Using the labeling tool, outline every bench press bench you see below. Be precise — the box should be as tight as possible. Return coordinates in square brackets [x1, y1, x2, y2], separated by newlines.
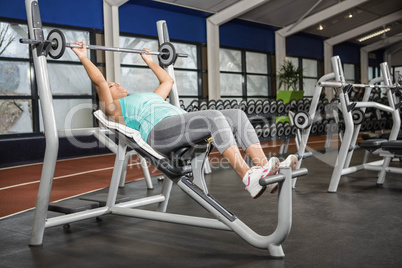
[92, 110, 308, 258]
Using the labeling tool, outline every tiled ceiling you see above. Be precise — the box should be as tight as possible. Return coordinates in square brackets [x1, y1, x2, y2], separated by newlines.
[153, 0, 402, 48]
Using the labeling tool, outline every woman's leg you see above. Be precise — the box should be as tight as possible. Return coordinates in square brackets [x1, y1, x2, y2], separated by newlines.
[148, 110, 251, 177]
[147, 109, 279, 198]
[219, 110, 270, 167]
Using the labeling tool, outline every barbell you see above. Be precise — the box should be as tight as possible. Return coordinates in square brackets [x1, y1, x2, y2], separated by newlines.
[20, 29, 188, 67]
[318, 81, 400, 89]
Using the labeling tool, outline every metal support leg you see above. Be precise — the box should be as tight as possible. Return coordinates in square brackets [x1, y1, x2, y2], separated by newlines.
[106, 140, 127, 207]
[27, 0, 59, 246]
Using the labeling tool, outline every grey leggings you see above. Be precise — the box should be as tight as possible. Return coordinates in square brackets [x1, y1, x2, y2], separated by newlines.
[147, 109, 259, 156]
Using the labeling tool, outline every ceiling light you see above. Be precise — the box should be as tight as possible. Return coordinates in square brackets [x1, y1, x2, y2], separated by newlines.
[358, 27, 391, 42]
[348, 13, 353, 19]
[318, 24, 323, 31]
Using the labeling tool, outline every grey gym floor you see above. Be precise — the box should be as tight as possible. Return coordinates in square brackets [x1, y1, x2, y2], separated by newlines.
[1, 148, 401, 268]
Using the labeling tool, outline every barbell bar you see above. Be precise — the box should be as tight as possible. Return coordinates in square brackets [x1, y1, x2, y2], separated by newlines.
[20, 29, 187, 67]
[318, 81, 400, 89]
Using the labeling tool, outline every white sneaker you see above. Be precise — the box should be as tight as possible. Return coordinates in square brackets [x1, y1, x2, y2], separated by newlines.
[261, 157, 280, 193]
[261, 157, 280, 178]
[242, 166, 265, 199]
[279, 155, 298, 170]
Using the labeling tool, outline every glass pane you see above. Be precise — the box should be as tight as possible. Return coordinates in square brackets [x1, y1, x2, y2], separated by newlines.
[394, 67, 402, 84]
[0, 61, 31, 96]
[303, 78, 317, 96]
[43, 27, 90, 61]
[120, 67, 159, 94]
[39, 99, 93, 131]
[0, 99, 33, 134]
[175, 70, 198, 96]
[48, 64, 92, 95]
[302, 59, 317, 77]
[220, 73, 242, 96]
[119, 37, 159, 66]
[246, 52, 267, 74]
[220, 49, 241, 72]
[368, 66, 374, 81]
[0, 22, 29, 58]
[171, 42, 197, 69]
[286, 57, 299, 68]
[247, 75, 268, 96]
[343, 64, 355, 81]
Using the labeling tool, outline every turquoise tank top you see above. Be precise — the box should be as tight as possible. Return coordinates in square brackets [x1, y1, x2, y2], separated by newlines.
[119, 93, 186, 142]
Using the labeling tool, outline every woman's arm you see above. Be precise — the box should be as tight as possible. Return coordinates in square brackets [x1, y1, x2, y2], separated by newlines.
[141, 49, 174, 100]
[71, 41, 121, 118]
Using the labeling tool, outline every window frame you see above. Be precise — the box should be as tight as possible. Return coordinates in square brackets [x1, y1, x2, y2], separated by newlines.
[118, 32, 203, 107]
[219, 46, 274, 101]
[0, 19, 98, 139]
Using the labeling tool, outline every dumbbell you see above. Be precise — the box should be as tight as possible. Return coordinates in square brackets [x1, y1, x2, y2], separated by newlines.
[276, 100, 285, 114]
[303, 99, 311, 112]
[310, 122, 318, 134]
[291, 125, 298, 136]
[239, 100, 247, 112]
[316, 100, 325, 112]
[186, 100, 198, 112]
[199, 101, 208, 110]
[247, 100, 256, 115]
[296, 99, 305, 112]
[216, 99, 224, 110]
[317, 121, 325, 133]
[284, 103, 291, 113]
[262, 124, 270, 138]
[262, 100, 270, 114]
[289, 99, 297, 110]
[223, 100, 231, 110]
[379, 118, 387, 130]
[269, 123, 277, 138]
[269, 100, 278, 114]
[208, 100, 216, 110]
[283, 122, 292, 136]
[276, 122, 285, 137]
[255, 100, 263, 114]
[254, 124, 263, 138]
[180, 100, 186, 110]
[231, 100, 239, 109]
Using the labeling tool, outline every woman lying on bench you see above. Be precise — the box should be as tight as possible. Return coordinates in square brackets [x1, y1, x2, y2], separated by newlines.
[72, 41, 297, 199]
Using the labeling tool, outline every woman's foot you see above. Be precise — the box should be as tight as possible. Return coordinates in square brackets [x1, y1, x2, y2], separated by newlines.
[261, 157, 280, 193]
[279, 155, 298, 170]
[242, 166, 265, 199]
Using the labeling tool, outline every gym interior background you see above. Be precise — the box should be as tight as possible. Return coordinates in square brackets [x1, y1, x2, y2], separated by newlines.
[1, 0, 401, 167]
[1, 0, 402, 267]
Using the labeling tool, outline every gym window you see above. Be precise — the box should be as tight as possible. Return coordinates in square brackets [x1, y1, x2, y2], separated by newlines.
[119, 35, 201, 107]
[285, 56, 320, 98]
[0, 21, 32, 136]
[220, 48, 272, 102]
[343, 63, 356, 84]
[0, 21, 94, 137]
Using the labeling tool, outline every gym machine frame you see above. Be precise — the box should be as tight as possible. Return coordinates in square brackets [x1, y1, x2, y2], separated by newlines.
[320, 62, 402, 192]
[290, 55, 344, 188]
[26, 0, 307, 258]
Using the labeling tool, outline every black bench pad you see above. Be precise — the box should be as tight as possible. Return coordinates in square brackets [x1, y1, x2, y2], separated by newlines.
[381, 140, 402, 155]
[358, 139, 388, 152]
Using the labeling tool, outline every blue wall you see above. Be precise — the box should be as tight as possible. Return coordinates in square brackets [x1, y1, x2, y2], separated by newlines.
[119, 3, 207, 43]
[0, 0, 104, 29]
[0, 0, 381, 64]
